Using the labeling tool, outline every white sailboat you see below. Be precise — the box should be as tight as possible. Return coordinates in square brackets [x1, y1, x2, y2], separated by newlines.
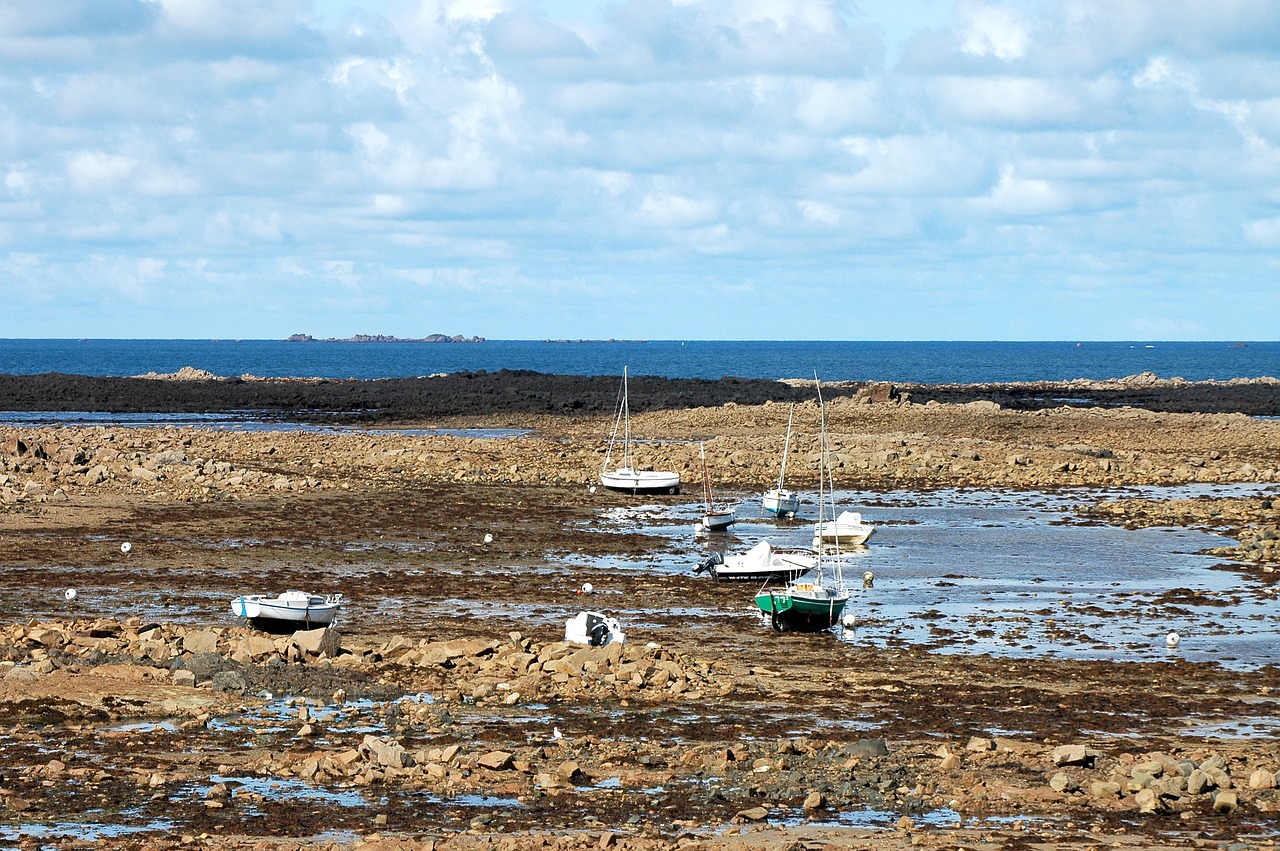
[811, 391, 874, 546]
[755, 377, 851, 632]
[762, 404, 801, 517]
[600, 367, 681, 495]
[698, 441, 735, 531]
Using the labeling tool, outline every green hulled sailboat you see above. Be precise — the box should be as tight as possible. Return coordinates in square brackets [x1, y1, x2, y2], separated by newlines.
[753, 375, 851, 632]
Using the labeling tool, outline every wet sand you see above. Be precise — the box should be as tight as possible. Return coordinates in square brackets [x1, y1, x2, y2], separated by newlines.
[1, 373, 1279, 850]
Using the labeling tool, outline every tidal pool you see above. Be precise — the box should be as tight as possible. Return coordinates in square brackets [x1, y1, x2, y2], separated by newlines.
[594, 484, 1280, 669]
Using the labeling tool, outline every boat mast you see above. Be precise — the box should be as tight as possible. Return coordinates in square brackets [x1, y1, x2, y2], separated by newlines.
[777, 404, 794, 490]
[700, 441, 713, 513]
[603, 367, 627, 473]
[622, 366, 631, 469]
[814, 373, 847, 588]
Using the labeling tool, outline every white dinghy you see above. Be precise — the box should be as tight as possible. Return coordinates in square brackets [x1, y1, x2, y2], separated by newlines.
[231, 590, 343, 632]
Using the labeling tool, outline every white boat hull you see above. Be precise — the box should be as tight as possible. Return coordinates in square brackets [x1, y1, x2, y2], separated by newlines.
[231, 591, 342, 630]
[600, 468, 681, 494]
[565, 610, 626, 646]
[762, 488, 800, 517]
[701, 509, 736, 531]
[814, 510, 874, 546]
[696, 540, 816, 582]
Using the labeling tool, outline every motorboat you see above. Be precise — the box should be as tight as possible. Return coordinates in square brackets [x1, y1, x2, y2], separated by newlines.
[814, 509, 875, 547]
[694, 540, 815, 582]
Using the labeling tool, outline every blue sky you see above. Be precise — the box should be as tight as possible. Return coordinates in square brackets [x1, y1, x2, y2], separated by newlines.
[2, 0, 1278, 341]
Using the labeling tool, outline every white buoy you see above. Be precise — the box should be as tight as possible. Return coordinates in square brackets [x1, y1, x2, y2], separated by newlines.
[483, 533, 494, 544]
[64, 588, 77, 602]
[863, 571, 875, 589]
[579, 582, 594, 595]
[588, 485, 597, 494]
[1166, 632, 1181, 648]
[841, 612, 855, 627]
[120, 542, 132, 555]
[693, 521, 704, 533]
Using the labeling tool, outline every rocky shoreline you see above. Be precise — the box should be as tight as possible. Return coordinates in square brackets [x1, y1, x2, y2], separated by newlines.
[1, 372, 1279, 849]
[1, 369, 1278, 418]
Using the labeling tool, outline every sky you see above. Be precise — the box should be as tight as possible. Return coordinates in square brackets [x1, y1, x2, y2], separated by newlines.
[2, 0, 1279, 341]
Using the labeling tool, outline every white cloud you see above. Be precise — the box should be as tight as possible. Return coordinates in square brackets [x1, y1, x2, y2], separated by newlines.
[1244, 217, 1280, 246]
[66, 151, 136, 193]
[636, 191, 718, 228]
[974, 165, 1068, 217]
[959, 1, 1030, 61]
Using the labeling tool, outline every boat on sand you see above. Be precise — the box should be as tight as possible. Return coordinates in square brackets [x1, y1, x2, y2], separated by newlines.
[600, 367, 681, 495]
[694, 540, 815, 582]
[230, 590, 342, 632]
[761, 404, 801, 517]
[754, 377, 851, 632]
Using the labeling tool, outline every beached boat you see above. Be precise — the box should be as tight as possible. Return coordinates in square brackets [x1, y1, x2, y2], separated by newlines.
[697, 442, 735, 531]
[695, 539, 815, 582]
[814, 509, 875, 547]
[564, 610, 626, 646]
[230, 590, 342, 632]
[754, 378, 850, 632]
[761, 405, 801, 517]
[600, 367, 681, 495]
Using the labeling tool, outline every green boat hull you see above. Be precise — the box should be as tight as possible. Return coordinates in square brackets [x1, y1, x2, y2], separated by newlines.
[755, 587, 848, 632]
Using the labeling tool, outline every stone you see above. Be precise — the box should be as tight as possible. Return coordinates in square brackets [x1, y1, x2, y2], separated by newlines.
[477, 750, 514, 770]
[1248, 768, 1277, 789]
[1134, 788, 1162, 813]
[171, 669, 197, 687]
[1051, 744, 1099, 767]
[1213, 790, 1239, 814]
[735, 807, 768, 821]
[1049, 772, 1078, 793]
[292, 627, 341, 658]
[1186, 769, 1212, 795]
[846, 738, 889, 758]
[803, 791, 824, 809]
[182, 629, 219, 655]
[211, 670, 247, 695]
[362, 736, 415, 768]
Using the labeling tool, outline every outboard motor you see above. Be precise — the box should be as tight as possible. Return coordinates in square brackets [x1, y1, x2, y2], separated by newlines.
[693, 552, 724, 575]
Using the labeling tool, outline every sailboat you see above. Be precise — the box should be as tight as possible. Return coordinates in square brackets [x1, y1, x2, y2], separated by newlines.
[599, 367, 682, 495]
[812, 400, 874, 547]
[754, 378, 851, 632]
[697, 441, 735, 531]
[761, 405, 801, 517]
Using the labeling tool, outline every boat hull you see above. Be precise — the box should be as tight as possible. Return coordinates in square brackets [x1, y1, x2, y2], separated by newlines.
[814, 511, 874, 546]
[600, 468, 681, 494]
[696, 542, 815, 582]
[814, 525, 874, 546]
[754, 586, 849, 632]
[700, 510, 736, 531]
[231, 591, 341, 633]
[762, 488, 800, 517]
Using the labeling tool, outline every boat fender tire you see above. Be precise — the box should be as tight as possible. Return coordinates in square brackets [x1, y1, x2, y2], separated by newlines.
[589, 623, 609, 647]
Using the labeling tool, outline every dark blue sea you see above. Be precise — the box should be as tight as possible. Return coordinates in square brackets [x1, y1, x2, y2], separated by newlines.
[0, 339, 1276, 384]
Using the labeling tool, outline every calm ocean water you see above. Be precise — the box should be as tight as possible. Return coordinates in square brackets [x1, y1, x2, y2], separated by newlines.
[0, 339, 1277, 384]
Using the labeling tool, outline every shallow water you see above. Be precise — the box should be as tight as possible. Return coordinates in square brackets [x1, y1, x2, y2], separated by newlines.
[586, 483, 1280, 669]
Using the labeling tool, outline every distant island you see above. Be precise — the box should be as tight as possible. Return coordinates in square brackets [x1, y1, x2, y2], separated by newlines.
[541, 339, 647, 344]
[286, 333, 485, 343]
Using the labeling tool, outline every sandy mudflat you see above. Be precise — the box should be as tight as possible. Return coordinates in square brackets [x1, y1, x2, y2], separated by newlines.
[1, 373, 1279, 850]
